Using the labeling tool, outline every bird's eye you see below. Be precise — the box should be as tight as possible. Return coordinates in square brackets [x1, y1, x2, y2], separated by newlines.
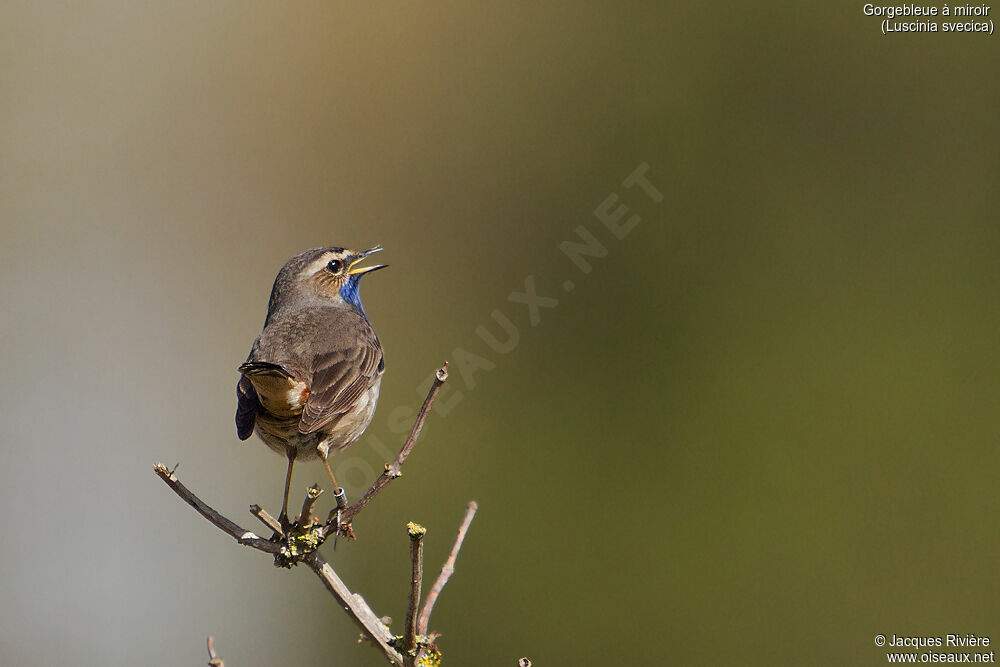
[327, 259, 343, 273]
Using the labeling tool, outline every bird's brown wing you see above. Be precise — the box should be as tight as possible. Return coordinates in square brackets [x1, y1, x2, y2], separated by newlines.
[298, 336, 383, 435]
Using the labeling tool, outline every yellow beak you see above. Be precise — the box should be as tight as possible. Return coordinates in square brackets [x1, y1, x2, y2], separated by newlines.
[347, 245, 388, 275]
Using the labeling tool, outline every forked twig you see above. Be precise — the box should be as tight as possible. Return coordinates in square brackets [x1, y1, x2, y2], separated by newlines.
[154, 362, 453, 666]
[153, 463, 402, 665]
[418, 501, 479, 636]
[334, 363, 449, 532]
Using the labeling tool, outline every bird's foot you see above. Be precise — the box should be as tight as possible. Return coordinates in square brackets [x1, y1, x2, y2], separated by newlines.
[332, 508, 343, 550]
[315, 489, 350, 550]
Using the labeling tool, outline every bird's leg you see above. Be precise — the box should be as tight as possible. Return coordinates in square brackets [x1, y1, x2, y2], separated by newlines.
[320, 456, 348, 508]
[317, 443, 348, 544]
[278, 449, 296, 531]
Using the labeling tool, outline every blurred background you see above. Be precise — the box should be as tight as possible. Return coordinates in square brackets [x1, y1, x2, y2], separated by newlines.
[2, 2, 998, 665]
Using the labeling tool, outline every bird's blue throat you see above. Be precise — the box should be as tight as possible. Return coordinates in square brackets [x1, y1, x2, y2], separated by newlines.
[339, 275, 369, 318]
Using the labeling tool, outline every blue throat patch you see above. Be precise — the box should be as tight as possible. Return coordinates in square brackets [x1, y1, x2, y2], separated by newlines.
[339, 275, 367, 317]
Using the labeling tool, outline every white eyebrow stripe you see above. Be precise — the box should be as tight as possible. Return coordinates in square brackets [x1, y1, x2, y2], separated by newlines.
[300, 254, 337, 277]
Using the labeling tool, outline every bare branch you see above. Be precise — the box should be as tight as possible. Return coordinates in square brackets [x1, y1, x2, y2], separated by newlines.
[249, 504, 283, 535]
[306, 553, 402, 665]
[417, 501, 478, 636]
[298, 484, 323, 526]
[403, 523, 426, 667]
[155, 362, 463, 666]
[334, 362, 449, 531]
[153, 463, 403, 665]
[206, 636, 224, 667]
[153, 463, 279, 554]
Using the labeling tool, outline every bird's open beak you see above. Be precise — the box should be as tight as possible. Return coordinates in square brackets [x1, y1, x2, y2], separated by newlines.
[347, 245, 388, 275]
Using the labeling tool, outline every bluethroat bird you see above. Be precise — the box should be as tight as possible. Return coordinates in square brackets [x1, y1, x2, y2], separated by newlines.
[236, 246, 387, 526]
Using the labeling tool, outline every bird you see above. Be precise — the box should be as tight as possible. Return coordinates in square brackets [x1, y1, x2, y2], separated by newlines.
[236, 245, 387, 527]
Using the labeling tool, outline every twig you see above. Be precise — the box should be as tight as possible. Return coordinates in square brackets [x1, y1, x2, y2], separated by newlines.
[403, 523, 426, 667]
[153, 463, 279, 554]
[156, 364, 454, 665]
[417, 501, 478, 636]
[298, 484, 323, 525]
[206, 636, 224, 667]
[334, 362, 449, 531]
[249, 504, 283, 535]
[306, 553, 401, 664]
[153, 463, 403, 666]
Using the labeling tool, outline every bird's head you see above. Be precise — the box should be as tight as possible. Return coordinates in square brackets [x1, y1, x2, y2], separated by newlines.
[266, 245, 387, 320]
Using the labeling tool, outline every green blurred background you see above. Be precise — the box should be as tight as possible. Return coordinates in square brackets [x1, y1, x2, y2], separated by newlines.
[2, 2, 998, 665]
